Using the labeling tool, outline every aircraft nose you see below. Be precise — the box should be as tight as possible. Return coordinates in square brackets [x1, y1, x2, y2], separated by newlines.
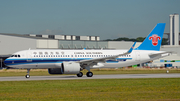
[4, 58, 10, 66]
[4, 59, 7, 65]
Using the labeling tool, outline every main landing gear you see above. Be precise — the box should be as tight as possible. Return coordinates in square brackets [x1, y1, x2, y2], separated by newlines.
[86, 72, 93, 77]
[76, 71, 93, 77]
[25, 69, 30, 78]
[77, 66, 93, 77]
[77, 72, 83, 77]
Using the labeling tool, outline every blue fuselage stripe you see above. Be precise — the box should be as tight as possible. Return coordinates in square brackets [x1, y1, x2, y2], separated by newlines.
[4, 58, 132, 66]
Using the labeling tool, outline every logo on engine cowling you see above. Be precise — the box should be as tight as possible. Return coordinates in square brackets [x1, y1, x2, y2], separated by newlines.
[149, 34, 161, 46]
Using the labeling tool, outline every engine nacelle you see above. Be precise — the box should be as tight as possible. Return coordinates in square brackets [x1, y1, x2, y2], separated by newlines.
[62, 62, 81, 74]
[48, 62, 81, 74]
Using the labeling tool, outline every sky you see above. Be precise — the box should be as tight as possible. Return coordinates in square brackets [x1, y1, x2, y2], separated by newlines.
[0, 0, 180, 40]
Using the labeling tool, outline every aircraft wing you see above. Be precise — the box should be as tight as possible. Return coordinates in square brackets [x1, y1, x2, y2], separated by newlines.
[78, 42, 136, 65]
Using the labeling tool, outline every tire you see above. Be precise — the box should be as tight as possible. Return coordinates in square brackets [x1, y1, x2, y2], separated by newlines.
[77, 72, 83, 77]
[86, 72, 93, 77]
[25, 74, 30, 78]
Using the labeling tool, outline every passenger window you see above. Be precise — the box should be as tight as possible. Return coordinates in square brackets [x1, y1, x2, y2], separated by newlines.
[15, 55, 17, 57]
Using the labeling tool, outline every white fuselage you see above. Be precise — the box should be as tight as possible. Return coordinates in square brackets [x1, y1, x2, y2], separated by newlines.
[4, 49, 167, 69]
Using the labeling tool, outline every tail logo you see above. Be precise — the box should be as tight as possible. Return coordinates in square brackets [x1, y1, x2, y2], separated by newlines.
[149, 34, 161, 46]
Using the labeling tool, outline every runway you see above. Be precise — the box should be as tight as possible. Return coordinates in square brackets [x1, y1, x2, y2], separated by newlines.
[0, 73, 180, 81]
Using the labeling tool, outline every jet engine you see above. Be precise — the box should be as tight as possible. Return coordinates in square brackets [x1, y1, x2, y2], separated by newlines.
[48, 62, 81, 74]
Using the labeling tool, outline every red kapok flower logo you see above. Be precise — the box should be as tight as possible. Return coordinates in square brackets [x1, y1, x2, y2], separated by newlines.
[149, 34, 161, 46]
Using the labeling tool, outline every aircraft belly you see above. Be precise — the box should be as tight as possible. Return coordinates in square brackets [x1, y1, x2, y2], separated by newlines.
[8, 63, 57, 69]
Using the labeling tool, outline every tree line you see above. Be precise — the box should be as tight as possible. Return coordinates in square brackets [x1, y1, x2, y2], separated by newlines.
[104, 37, 168, 45]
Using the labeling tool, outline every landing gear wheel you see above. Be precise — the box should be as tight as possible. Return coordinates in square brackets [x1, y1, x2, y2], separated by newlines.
[25, 69, 31, 79]
[86, 72, 93, 77]
[25, 74, 30, 78]
[77, 72, 83, 77]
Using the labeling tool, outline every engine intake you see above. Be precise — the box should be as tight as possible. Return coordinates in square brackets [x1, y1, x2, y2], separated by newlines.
[48, 68, 63, 74]
[48, 62, 81, 74]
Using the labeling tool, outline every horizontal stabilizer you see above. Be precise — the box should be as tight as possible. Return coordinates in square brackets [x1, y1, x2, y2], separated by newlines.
[149, 51, 172, 58]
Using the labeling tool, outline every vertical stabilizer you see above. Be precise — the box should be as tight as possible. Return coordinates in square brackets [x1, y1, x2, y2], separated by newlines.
[135, 23, 166, 51]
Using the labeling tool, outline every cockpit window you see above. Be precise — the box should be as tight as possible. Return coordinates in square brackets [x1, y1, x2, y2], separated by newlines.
[11, 54, 21, 57]
[11, 55, 14, 57]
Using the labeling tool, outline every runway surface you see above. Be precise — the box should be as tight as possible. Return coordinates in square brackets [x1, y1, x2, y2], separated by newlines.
[0, 73, 180, 81]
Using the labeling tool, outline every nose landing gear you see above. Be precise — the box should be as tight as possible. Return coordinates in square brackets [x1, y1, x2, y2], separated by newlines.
[25, 69, 30, 78]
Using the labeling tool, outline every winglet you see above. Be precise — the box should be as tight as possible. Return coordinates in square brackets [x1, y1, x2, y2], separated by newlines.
[127, 42, 136, 53]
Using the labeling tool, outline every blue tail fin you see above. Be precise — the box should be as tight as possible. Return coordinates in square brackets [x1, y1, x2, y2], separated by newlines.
[135, 23, 166, 51]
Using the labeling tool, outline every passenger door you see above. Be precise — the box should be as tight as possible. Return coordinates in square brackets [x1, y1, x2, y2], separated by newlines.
[27, 51, 32, 62]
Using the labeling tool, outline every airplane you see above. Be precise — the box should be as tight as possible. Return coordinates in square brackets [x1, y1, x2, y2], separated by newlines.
[4, 23, 171, 78]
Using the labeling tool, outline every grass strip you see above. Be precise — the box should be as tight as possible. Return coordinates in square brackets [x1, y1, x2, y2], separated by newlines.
[0, 78, 180, 101]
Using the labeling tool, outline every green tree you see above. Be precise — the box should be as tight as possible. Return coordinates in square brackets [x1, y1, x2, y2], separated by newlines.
[113, 37, 130, 41]
[104, 37, 169, 45]
[136, 37, 145, 42]
[162, 38, 168, 45]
